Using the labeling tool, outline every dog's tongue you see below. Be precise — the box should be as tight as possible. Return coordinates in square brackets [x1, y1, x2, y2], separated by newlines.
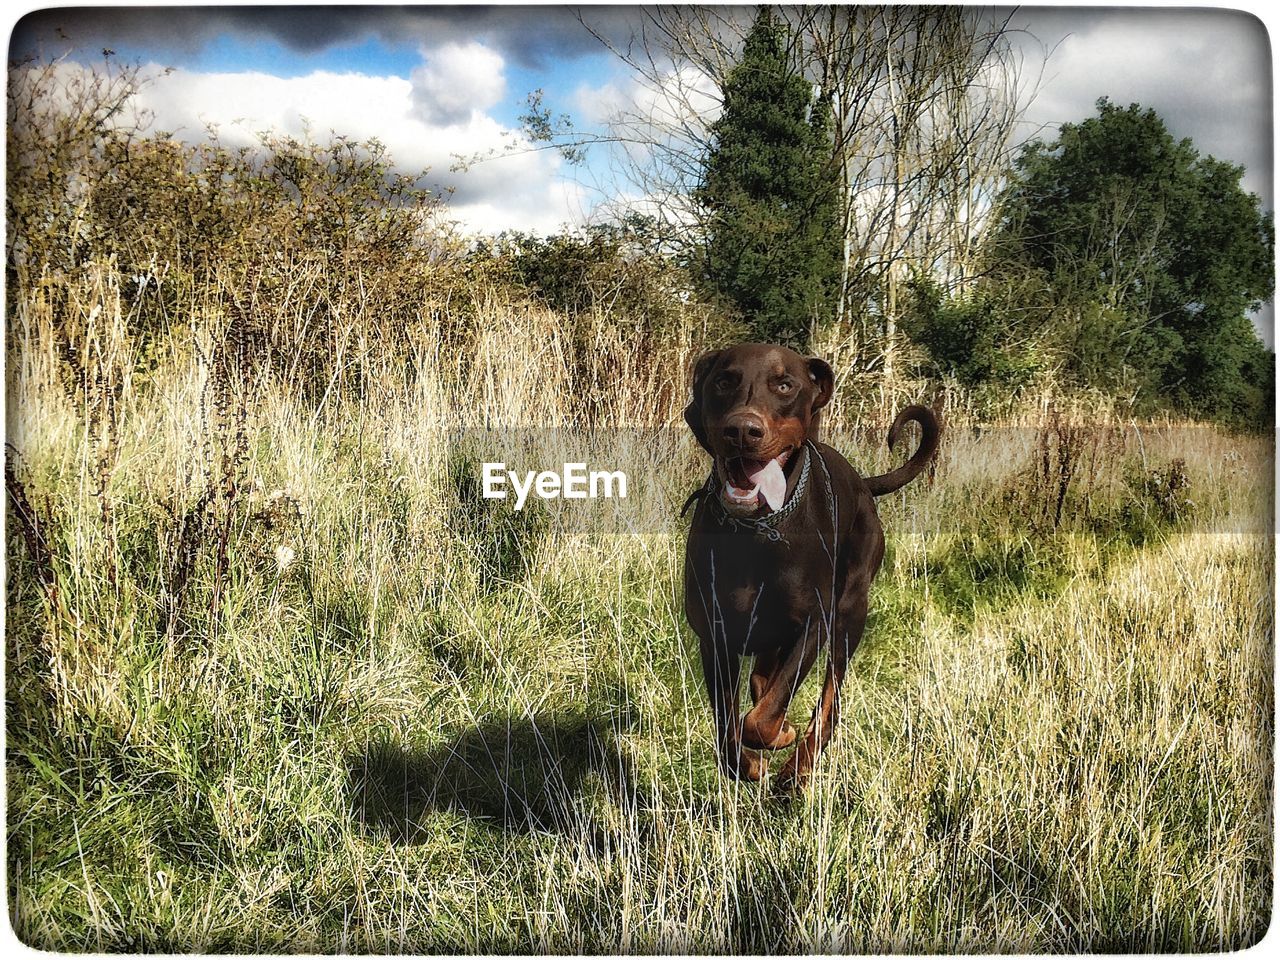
[746, 457, 787, 511]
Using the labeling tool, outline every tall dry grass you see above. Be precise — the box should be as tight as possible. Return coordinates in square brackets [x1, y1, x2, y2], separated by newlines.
[5, 246, 1273, 952]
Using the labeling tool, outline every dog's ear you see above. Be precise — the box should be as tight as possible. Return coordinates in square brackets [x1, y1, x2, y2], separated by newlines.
[807, 357, 835, 412]
[683, 349, 723, 453]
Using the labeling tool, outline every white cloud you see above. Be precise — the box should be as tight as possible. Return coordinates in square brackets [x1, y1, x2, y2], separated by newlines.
[122, 59, 582, 236]
[140, 66, 414, 146]
[574, 65, 720, 132]
[450, 177, 592, 235]
[410, 41, 506, 126]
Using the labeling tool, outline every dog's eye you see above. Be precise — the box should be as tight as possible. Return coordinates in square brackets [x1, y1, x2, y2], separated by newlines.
[714, 375, 735, 391]
[776, 380, 794, 394]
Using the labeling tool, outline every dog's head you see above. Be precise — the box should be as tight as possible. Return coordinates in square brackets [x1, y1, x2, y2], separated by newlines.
[684, 343, 834, 516]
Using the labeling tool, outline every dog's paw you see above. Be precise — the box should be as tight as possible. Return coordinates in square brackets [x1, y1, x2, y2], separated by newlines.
[741, 717, 797, 751]
[773, 759, 812, 795]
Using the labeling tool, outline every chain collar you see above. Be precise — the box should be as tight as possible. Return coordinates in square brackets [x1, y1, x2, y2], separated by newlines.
[682, 442, 815, 543]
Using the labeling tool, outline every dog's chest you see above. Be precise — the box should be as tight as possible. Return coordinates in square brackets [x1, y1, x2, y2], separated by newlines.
[687, 529, 837, 647]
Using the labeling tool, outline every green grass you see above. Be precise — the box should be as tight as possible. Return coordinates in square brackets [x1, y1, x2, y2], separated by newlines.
[7, 386, 1269, 957]
[5, 330, 1274, 952]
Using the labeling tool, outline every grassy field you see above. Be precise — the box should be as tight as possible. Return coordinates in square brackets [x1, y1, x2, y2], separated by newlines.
[5, 280, 1274, 952]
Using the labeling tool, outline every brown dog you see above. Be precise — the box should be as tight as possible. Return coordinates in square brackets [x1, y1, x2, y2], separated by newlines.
[682, 343, 940, 790]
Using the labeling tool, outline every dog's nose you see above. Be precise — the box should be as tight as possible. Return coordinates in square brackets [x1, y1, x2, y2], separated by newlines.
[723, 413, 766, 449]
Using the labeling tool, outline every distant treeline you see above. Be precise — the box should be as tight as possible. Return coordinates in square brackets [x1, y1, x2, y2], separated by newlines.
[6, 44, 1274, 428]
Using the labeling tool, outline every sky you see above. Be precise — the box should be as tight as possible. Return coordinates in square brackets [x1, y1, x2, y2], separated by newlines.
[8, 3, 1275, 337]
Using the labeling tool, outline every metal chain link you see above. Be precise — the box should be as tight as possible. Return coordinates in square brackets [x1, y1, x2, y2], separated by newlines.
[684, 441, 832, 544]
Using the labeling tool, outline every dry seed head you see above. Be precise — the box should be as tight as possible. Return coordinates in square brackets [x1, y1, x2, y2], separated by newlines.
[273, 544, 296, 573]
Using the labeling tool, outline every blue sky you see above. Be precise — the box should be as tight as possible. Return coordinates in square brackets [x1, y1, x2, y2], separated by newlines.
[8, 4, 1275, 338]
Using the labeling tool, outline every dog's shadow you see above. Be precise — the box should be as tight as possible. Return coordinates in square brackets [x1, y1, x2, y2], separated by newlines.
[346, 712, 642, 844]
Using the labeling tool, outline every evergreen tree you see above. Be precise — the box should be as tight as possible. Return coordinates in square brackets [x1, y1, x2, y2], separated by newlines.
[695, 8, 843, 347]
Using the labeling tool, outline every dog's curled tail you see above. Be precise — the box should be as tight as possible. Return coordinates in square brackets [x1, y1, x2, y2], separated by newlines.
[865, 404, 941, 497]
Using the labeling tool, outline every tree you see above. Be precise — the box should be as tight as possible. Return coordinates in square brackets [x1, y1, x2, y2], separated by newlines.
[798, 6, 1030, 371]
[6, 53, 152, 283]
[900, 272, 1047, 391]
[576, 6, 1032, 366]
[994, 98, 1274, 425]
[693, 8, 842, 346]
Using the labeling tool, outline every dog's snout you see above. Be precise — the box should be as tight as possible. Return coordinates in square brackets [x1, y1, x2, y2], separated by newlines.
[722, 413, 766, 449]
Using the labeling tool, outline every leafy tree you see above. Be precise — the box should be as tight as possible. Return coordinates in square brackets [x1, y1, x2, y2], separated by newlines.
[694, 8, 842, 347]
[993, 98, 1274, 425]
[901, 273, 1046, 391]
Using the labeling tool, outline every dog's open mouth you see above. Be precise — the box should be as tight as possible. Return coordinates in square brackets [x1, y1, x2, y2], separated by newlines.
[720, 448, 793, 514]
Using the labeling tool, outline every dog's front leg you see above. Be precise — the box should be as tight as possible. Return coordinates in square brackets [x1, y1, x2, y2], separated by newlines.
[742, 632, 821, 751]
[776, 591, 868, 791]
[699, 634, 764, 782]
